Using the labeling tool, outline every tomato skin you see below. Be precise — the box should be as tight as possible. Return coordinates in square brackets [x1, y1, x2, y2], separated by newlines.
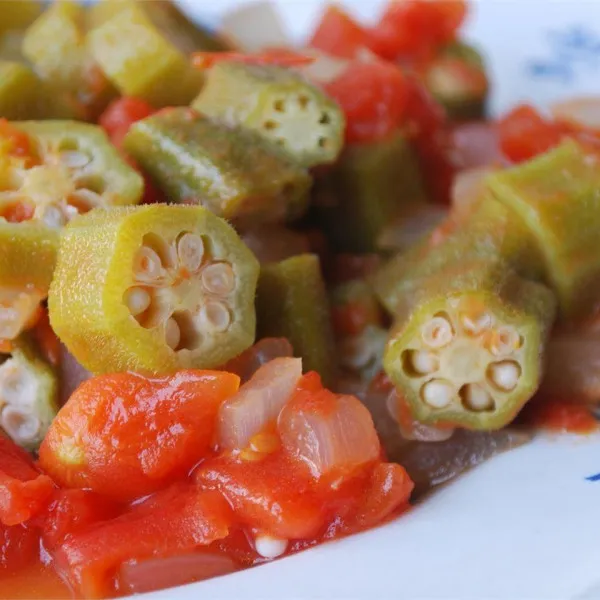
[0, 436, 54, 526]
[1, 201, 34, 223]
[99, 97, 155, 148]
[527, 400, 598, 435]
[39, 371, 240, 502]
[310, 5, 371, 59]
[0, 118, 33, 161]
[53, 484, 233, 599]
[370, 0, 467, 62]
[324, 58, 409, 143]
[0, 522, 39, 573]
[31, 308, 60, 368]
[192, 49, 315, 69]
[40, 489, 120, 552]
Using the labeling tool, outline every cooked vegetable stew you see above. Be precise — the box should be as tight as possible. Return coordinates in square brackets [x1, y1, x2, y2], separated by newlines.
[0, 0, 597, 598]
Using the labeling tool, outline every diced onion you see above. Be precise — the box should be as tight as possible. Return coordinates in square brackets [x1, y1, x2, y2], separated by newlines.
[278, 393, 380, 479]
[300, 50, 350, 84]
[119, 552, 238, 595]
[451, 121, 503, 169]
[451, 166, 495, 219]
[550, 97, 600, 131]
[218, 357, 302, 451]
[222, 338, 294, 383]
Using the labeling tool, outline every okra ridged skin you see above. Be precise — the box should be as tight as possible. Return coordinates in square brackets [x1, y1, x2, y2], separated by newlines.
[0, 221, 59, 293]
[383, 258, 557, 430]
[0, 62, 44, 120]
[317, 130, 428, 253]
[15, 120, 144, 207]
[0, 335, 58, 451]
[48, 205, 260, 375]
[124, 108, 312, 223]
[88, 3, 203, 108]
[192, 61, 345, 169]
[256, 254, 338, 385]
[488, 140, 600, 321]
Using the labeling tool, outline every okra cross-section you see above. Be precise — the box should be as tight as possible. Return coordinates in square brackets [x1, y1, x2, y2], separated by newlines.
[48, 205, 260, 375]
[487, 140, 600, 321]
[0, 336, 58, 450]
[192, 62, 345, 168]
[0, 121, 143, 228]
[383, 259, 556, 430]
[124, 108, 312, 223]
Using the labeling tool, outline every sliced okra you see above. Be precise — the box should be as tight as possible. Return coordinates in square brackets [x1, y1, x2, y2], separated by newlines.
[124, 108, 312, 223]
[1, 121, 142, 228]
[488, 140, 600, 321]
[0, 0, 43, 33]
[0, 61, 41, 120]
[88, 3, 203, 108]
[256, 254, 337, 385]
[192, 61, 345, 168]
[316, 130, 428, 252]
[0, 336, 58, 450]
[383, 258, 556, 430]
[48, 205, 260, 374]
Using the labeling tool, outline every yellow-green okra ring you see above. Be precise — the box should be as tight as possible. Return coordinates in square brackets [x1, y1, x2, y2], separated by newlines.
[48, 205, 260, 375]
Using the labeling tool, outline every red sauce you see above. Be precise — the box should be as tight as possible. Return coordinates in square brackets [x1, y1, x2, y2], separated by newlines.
[527, 399, 599, 434]
[0, 563, 69, 600]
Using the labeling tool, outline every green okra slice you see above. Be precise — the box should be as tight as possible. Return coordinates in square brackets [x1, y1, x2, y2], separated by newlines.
[88, 3, 203, 108]
[383, 257, 556, 430]
[316, 130, 428, 253]
[372, 195, 544, 316]
[22, 1, 115, 120]
[0, 1, 43, 33]
[256, 254, 337, 385]
[0, 121, 142, 228]
[0, 336, 58, 450]
[192, 61, 345, 168]
[0, 61, 41, 120]
[423, 41, 489, 122]
[487, 140, 600, 321]
[124, 108, 312, 223]
[48, 205, 260, 375]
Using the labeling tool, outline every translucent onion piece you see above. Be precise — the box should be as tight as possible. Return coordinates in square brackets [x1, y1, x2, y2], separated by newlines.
[550, 97, 600, 131]
[451, 121, 503, 170]
[119, 552, 238, 595]
[58, 343, 92, 406]
[278, 393, 380, 479]
[451, 166, 495, 219]
[241, 226, 310, 265]
[218, 357, 302, 451]
[301, 50, 349, 84]
[0, 287, 44, 341]
[221, 338, 294, 383]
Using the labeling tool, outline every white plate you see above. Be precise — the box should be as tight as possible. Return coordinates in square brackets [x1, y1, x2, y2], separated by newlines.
[153, 2, 600, 598]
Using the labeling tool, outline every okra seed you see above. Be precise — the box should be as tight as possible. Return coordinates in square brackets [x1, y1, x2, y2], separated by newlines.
[319, 112, 331, 125]
[421, 379, 455, 409]
[461, 312, 492, 336]
[201, 262, 235, 296]
[273, 100, 285, 112]
[133, 247, 162, 282]
[421, 316, 454, 348]
[1, 406, 40, 445]
[263, 120, 279, 131]
[318, 137, 328, 148]
[254, 534, 288, 559]
[69, 189, 101, 213]
[165, 317, 181, 350]
[459, 383, 494, 412]
[124, 287, 151, 316]
[487, 360, 521, 391]
[58, 150, 90, 170]
[298, 95, 310, 109]
[488, 326, 520, 357]
[41, 205, 66, 229]
[198, 301, 231, 332]
[406, 350, 439, 375]
[177, 233, 204, 273]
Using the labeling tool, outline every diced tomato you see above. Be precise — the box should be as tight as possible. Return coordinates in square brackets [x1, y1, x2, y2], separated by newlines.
[0, 522, 39, 573]
[324, 58, 409, 143]
[527, 399, 598, 435]
[192, 49, 315, 69]
[0, 436, 54, 526]
[40, 489, 120, 551]
[53, 484, 233, 599]
[328, 254, 382, 284]
[196, 453, 327, 540]
[0, 201, 34, 223]
[309, 5, 371, 59]
[31, 309, 60, 368]
[39, 371, 240, 502]
[0, 118, 33, 161]
[0, 339, 13, 354]
[339, 463, 413, 534]
[369, 0, 467, 62]
[331, 303, 373, 337]
[99, 97, 155, 148]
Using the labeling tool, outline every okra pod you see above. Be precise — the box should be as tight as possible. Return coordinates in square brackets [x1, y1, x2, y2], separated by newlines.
[0, 0, 43, 33]
[0, 335, 58, 450]
[22, 1, 115, 120]
[256, 254, 337, 384]
[316, 130, 428, 252]
[0, 287, 43, 342]
[192, 61, 345, 168]
[0, 61, 41, 120]
[423, 42, 489, 122]
[48, 205, 260, 374]
[488, 140, 600, 320]
[1, 120, 143, 228]
[124, 108, 311, 223]
[88, 3, 203, 107]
